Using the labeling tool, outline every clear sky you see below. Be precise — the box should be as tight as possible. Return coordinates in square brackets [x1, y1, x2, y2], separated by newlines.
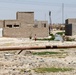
[0, 0, 76, 24]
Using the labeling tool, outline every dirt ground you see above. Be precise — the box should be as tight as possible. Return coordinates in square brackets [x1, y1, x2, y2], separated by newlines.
[0, 37, 76, 75]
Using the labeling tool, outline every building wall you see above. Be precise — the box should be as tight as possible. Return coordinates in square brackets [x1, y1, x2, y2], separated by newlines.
[65, 18, 76, 36]
[3, 22, 49, 38]
[32, 27, 49, 37]
[65, 24, 72, 36]
[16, 12, 34, 24]
[65, 19, 76, 24]
[4, 20, 20, 28]
[0, 20, 4, 28]
[72, 24, 76, 35]
[3, 12, 49, 38]
[3, 27, 30, 37]
[3, 20, 33, 37]
[34, 21, 48, 28]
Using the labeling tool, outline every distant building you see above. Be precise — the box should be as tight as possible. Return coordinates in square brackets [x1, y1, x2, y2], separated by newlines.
[65, 18, 76, 36]
[52, 24, 65, 30]
[65, 19, 76, 24]
[0, 12, 49, 38]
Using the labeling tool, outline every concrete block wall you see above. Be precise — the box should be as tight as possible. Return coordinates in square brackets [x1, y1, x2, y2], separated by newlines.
[16, 12, 34, 24]
[34, 21, 48, 28]
[3, 27, 31, 38]
[0, 20, 4, 28]
[32, 27, 49, 37]
[65, 19, 76, 36]
[3, 26, 49, 38]
[4, 20, 20, 28]
[19, 22, 34, 28]
[65, 19, 76, 24]
[2, 11, 49, 38]
[65, 24, 72, 36]
[72, 24, 76, 35]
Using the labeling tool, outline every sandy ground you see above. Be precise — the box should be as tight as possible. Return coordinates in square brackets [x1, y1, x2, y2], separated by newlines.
[0, 37, 76, 75]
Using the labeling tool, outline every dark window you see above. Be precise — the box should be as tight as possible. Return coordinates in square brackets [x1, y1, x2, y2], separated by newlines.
[44, 23, 46, 27]
[14, 25, 19, 27]
[7, 25, 12, 28]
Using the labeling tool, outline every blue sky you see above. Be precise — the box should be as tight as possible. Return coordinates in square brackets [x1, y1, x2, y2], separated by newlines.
[0, 0, 76, 23]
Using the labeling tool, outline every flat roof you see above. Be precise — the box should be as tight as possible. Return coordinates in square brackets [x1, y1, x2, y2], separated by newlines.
[17, 11, 34, 13]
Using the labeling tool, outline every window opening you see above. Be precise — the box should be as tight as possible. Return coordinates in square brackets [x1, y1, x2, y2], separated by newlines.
[14, 25, 19, 27]
[7, 25, 12, 28]
[44, 23, 46, 27]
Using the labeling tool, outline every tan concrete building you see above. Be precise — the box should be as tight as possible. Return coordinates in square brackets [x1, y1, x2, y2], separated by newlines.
[65, 18, 76, 24]
[0, 12, 49, 38]
[65, 18, 76, 35]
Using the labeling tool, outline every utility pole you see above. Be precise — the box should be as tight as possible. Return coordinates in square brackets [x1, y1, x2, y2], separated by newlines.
[62, 3, 64, 24]
[49, 11, 52, 34]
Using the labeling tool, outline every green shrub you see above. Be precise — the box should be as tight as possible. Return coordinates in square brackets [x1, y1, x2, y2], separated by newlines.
[49, 34, 55, 40]
[56, 32, 65, 36]
[33, 51, 60, 55]
[34, 67, 73, 73]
